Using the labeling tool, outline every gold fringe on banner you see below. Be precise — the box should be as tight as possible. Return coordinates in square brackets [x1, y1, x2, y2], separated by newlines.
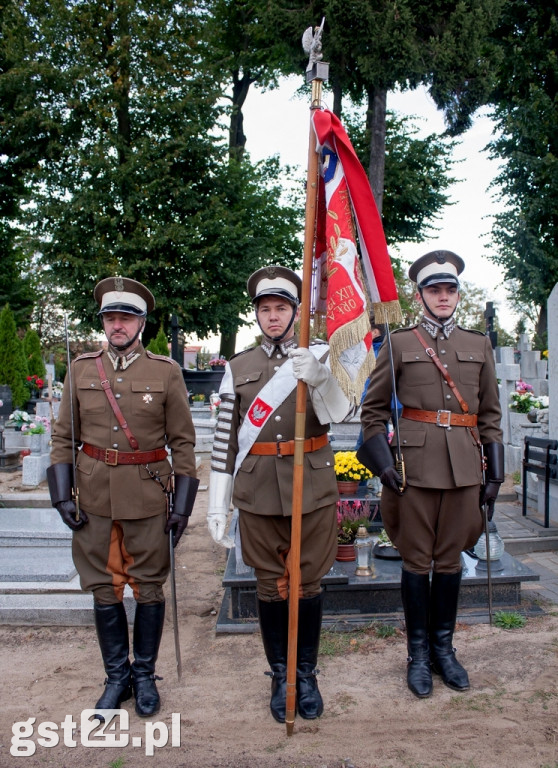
[328, 312, 377, 406]
[372, 300, 403, 326]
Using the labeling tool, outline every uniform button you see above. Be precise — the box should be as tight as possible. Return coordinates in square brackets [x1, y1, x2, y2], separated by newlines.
[146, 385, 150, 390]
[113, 426, 118, 431]
[440, 350, 446, 355]
[117, 377, 123, 383]
[276, 434, 283, 440]
[415, 355, 420, 360]
[469, 356, 474, 360]
[115, 393, 121, 399]
[274, 415, 281, 422]
[112, 443, 118, 448]
[90, 383, 95, 388]
[326, 461, 330, 466]
[446, 394, 451, 400]
[403, 439, 407, 444]
[443, 364, 448, 369]
[274, 366, 280, 371]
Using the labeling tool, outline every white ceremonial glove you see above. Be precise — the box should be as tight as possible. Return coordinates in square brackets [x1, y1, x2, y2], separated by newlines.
[288, 347, 329, 387]
[207, 471, 234, 548]
[289, 347, 352, 424]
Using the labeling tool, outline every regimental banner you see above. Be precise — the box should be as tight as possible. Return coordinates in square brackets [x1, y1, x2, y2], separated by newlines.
[312, 108, 402, 405]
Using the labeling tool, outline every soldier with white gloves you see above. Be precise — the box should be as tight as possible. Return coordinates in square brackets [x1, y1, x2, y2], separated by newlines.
[207, 265, 352, 724]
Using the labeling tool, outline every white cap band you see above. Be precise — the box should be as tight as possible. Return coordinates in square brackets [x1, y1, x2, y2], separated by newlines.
[100, 290, 147, 313]
[254, 277, 299, 300]
[416, 261, 459, 286]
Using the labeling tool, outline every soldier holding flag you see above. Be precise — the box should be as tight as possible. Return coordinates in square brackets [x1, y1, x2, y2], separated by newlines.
[207, 265, 351, 723]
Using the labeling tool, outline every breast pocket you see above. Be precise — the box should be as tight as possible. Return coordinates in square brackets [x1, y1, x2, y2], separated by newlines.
[401, 352, 438, 386]
[234, 371, 262, 389]
[77, 379, 106, 414]
[456, 350, 485, 386]
[131, 380, 165, 416]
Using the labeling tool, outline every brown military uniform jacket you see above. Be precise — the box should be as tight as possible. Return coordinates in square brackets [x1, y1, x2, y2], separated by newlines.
[218, 338, 338, 516]
[361, 324, 502, 489]
[50, 344, 197, 519]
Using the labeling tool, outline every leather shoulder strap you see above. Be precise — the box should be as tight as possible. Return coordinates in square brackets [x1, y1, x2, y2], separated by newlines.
[95, 355, 139, 450]
[412, 328, 470, 414]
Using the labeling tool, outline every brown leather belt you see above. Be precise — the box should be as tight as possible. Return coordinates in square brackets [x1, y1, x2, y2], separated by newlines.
[402, 407, 478, 428]
[82, 442, 168, 466]
[249, 433, 329, 457]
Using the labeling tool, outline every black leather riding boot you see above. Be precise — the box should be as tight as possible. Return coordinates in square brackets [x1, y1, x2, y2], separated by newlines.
[93, 602, 132, 717]
[131, 601, 165, 717]
[401, 570, 433, 698]
[430, 570, 470, 691]
[258, 599, 289, 723]
[296, 593, 324, 719]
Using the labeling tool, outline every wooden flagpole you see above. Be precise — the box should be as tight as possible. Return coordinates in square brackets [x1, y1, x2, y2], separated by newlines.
[285, 21, 328, 737]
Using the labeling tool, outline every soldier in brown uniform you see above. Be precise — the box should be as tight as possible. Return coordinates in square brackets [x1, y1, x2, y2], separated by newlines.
[47, 277, 198, 717]
[358, 251, 504, 698]
[206, 266, 351, 723]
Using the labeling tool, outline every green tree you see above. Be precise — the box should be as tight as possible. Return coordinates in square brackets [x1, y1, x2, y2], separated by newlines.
[346, 110, 457, 245]
[487, 0, 558, 342]
[5, 0, 303, 357]
[0, 1, 46, 328]
[146, 326, 170, 357]
[23, 328, 46, 380]
[271, 0, 505, 212]
[16, 0, 224, 340]
[201, 0, 305, 356]
[0, 303, 29, 407]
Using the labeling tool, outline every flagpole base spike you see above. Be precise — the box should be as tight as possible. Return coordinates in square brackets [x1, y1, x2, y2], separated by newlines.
[286, 718, 295, 736]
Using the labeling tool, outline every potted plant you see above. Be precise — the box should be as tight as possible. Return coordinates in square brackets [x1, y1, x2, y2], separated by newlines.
[6, 409, 32, 431]
[334, 450, 372, 495]
[191, 393, 206, 405]
[508, 380, 549, 447]
[21, 416, 49, 453]
[509, 380, 546, 414]
[209, 356, 227, 371]
[336, 500, 369, 561]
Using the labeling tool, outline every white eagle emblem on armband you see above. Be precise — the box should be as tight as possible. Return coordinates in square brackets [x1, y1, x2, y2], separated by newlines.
[248, 397, 273, 427]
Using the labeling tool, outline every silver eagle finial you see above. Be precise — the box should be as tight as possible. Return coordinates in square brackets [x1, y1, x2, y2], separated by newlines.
[302, 17, 325, 71]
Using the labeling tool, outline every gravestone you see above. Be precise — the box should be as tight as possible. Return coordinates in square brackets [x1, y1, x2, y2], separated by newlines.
[540, 284, 558, 524]
[495, 347, 521, 473]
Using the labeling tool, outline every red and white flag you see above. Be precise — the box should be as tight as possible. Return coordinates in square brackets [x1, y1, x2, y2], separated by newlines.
[312, 108, 401, 404]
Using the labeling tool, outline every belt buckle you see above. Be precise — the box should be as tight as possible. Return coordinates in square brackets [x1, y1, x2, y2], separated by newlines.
[436, 410, 452, 428]
[276, 439, 287, 458]
[104, 448, 118, 466]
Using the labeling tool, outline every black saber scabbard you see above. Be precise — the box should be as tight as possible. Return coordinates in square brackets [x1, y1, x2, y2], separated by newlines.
[480, 444, 493, 625]
[64, 315, 80, 521]
[385, 322, 405, 492]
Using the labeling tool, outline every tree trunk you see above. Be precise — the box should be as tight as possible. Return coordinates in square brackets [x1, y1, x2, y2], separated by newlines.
[331, 78, 343, 118]
[535, 304, 548, 349]
[229, 71, 253, 162]
[366, 86, 387, 215]
[220, 332, 237, 361]
[222, 70, 255, 353]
